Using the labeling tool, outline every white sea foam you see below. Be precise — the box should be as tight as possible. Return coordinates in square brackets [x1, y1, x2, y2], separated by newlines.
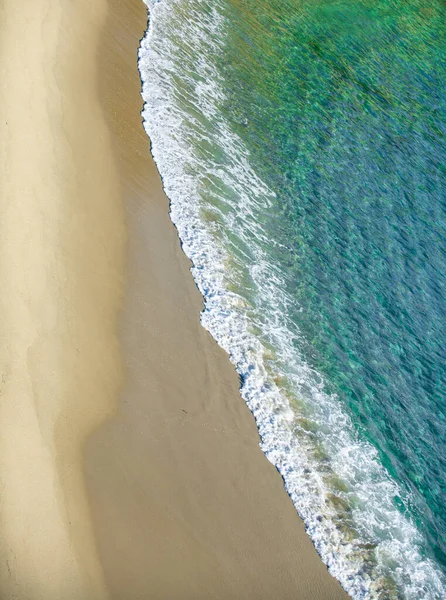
[139, 1, 446, 597]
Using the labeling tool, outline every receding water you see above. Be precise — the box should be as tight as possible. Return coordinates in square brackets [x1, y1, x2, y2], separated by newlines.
[140, 0, 446, 597]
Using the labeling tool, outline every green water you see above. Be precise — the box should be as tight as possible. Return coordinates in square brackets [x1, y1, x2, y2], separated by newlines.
[141, 0, 446, 596]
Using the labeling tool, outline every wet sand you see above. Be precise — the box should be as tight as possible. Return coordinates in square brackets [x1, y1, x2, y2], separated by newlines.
[85, 1, 350, 599]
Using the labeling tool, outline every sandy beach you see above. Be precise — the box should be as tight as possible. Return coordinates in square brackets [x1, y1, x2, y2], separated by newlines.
[0, 0, 350, 598]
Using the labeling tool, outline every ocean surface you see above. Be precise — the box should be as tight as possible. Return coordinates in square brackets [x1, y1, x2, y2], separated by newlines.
[139, 0, 446, 597]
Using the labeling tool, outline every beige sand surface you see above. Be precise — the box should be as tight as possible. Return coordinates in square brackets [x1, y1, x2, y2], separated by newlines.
[0, 0, 124, 598]
[84, 1, 351, 599]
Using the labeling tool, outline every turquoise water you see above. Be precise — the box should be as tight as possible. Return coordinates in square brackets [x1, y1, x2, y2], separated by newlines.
[140, 0, 446, 597]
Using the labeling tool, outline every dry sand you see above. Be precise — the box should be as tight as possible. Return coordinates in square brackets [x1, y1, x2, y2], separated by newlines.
[0, 0, 124, 598]
[0, 0, 350, 598]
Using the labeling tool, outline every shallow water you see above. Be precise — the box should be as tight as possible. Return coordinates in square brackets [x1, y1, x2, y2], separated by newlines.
[139, 0, 446, 597]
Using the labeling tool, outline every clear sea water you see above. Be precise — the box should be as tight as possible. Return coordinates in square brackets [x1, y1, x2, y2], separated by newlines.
[139, 0, 446, 597]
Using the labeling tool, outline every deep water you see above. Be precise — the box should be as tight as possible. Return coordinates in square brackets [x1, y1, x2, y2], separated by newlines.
[220, 0, 446, 568]
[140, 0, 446, 597]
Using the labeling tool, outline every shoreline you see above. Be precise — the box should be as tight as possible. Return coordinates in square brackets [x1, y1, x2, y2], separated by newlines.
[85, 0, 350, 598]
[0, 0, 351, 598]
